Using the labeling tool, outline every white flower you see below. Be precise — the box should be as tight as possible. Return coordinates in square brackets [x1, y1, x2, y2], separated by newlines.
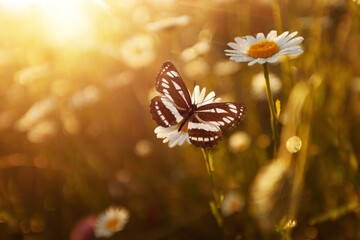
[221, 191, 244, 216]
[120, 34, 156, 69]
[154, 85, 220, 148]
[225, 30, 304, 65]
[146, 15, 190, 32]
[15, 97, 58, 132]
[94, 207, 130, 238]
[180, 39, 211, 62]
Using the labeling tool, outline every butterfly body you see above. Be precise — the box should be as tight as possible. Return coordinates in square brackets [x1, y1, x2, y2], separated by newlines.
[150, 62, 246, 148]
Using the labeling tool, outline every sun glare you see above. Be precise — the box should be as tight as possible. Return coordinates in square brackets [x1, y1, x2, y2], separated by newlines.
[0, 0, 93, 45]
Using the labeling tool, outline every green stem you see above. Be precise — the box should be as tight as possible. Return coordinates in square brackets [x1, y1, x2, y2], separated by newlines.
[263, 62, 279, 157]
[201, 148, 223, 227]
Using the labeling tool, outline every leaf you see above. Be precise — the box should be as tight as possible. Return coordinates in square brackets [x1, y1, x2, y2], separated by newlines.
[275, 99, 281, 119]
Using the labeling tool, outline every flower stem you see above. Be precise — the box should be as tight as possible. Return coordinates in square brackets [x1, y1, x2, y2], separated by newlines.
[263, 62, 279, 157]
[201, 148, 223, 227]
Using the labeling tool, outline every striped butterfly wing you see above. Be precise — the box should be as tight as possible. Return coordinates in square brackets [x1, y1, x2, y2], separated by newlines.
[150, 62, 191, 127]
[188, 102, 246, 148]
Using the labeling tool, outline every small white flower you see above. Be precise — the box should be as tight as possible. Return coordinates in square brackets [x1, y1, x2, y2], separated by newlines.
[120, 34, 156, 69]
[221, 191, 244, 216]
[180, 39, 211, 62]
[146, 15, 190, 32]
[225, 30, 304, 65]
[94, 207, 130, 238]
[154, 85, 220, 148]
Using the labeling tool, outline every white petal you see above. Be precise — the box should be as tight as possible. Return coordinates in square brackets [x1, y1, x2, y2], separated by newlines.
[274, 31, 290, 45]
[230, 55, 254, 62]
[203, 91, 216, 103]
[256, 32, 265, 41]
[257, 58, 267, 64]
[280, 36, 304, 49]
[191, 85, 200, 104]
[228, 42, 241, 50]
[245, 35, 257, 44]
[266, 30, 277, 40]
[248, 59, 259, 66]
[276, 31, 298, 46]
[197, 87, 207, 104]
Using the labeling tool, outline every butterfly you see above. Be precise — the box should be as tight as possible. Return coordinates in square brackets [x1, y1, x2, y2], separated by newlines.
[150, 62, 246, 148]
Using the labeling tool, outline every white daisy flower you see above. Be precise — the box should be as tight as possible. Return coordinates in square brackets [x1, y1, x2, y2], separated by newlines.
[94, 207, 130, 238]
[225, 30, 304, 66]
[154, 85, 220, 148]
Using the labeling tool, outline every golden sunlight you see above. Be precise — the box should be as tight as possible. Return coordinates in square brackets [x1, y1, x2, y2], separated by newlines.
[0, 0, 93, 45]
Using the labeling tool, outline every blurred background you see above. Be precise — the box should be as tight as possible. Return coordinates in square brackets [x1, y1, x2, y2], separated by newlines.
[0, 0, 359, 239]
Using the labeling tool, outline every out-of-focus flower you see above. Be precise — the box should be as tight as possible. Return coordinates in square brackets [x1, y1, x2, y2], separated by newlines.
[15, 64, 51, 85]
[221, 191, 244, 216]
[183, 58, 210, 80]
[70, 215, 96, 240]
[146, 15, 190, 32]
[251, 72, 282, 99]
[103, 71, 134, 91]
[134, 139, 153, 157]
[286, 136, 302, 153]
[94, 206, 130, 238]
[213, 60, 240, 77]
[225, 30, 304, 65]
[120, 34, 156, 69]
[250, 158, 291, 231]
[228, 131, 251, 152]
[180, 39, 211, 62]
[27, 119, 58, 143]
[16, 97, 58, 132]
[68, 85, 101, 110]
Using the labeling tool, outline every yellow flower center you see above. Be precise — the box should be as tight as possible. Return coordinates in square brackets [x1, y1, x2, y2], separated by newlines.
[105, 218, 119, 231]
[247, 40, 279, 58]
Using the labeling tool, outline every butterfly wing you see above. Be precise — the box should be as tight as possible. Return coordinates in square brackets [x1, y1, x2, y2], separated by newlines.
[188, 102, 246, 148]
[150, 62, 192, 128]
[155, 62, 192, 110]
[150, 96, 184, 127]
